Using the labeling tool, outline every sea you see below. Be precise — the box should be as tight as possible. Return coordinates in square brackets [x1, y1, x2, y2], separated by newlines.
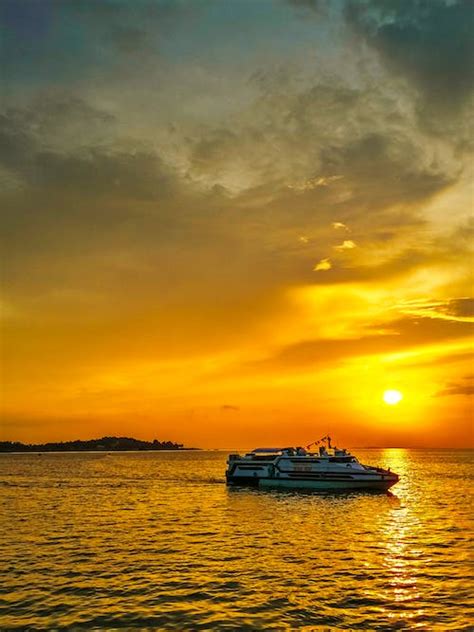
[1, 449, 472, 630]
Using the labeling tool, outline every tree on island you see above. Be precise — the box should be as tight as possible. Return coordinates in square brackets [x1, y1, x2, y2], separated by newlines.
[0, 436, 187, 452]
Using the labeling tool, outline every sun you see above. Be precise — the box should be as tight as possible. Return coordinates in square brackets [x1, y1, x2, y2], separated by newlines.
[383, 389, 403, 405]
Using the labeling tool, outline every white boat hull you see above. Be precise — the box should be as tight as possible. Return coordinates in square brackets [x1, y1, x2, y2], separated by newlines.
[259, 477, 397, 491]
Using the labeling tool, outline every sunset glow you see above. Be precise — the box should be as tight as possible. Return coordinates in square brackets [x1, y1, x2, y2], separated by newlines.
[1, 0, 472, 449]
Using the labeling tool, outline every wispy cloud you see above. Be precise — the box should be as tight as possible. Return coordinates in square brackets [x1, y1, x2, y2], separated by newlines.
[436, 376, 474, 397]
[397, 298, 474, 323]
[250, 315, 474, 372]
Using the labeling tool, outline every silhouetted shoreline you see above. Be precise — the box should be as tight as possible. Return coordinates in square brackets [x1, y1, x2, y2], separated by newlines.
[0, 436, 197, 453]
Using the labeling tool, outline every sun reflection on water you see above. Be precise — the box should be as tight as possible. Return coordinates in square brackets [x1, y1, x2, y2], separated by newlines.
[375, 449, 430, 626]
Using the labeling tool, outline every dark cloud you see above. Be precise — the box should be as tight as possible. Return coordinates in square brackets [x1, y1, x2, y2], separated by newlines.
[191, 128, 240, 176]
[374, 314, 473, 343]
[0, 100, 291, 342]
[28, 96, 116, 134]
[32, 148, 173, 199]
[400, 297, 474, 320]
[0, 101, 174, 198]
[345, 0, 474, 113]
[0, 99, 206, 319]
[0, 75, 464, 325]
[1, 89, 458, 334]
[437, 376, 474, 397]
[0, 98, 114, 171]
[0, 113, 33, 173]
[318, 131, 451, 208]
[445, 298, 474, 319]
[221, 405, 240, 412]
[253, 315, 473, 371]
[188, 78, 453, 219]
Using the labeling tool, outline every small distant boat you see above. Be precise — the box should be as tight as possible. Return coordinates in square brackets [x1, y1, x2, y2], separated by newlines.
[226, 436, 399, 492]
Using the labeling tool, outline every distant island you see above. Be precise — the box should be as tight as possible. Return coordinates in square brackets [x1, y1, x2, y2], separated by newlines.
[0, 436, 192, 453]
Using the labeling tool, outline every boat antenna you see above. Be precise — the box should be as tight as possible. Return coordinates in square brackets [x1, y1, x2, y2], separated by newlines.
[306, 434, 332, 450]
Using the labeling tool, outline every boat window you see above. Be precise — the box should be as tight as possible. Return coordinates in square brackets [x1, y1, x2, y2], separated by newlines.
[251, 454, 278, 461]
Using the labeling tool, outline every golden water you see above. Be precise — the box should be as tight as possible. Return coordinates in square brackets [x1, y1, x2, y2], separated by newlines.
[1, 449, 472, 629]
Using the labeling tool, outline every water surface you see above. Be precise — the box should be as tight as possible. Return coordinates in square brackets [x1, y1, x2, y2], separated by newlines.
[1, 449, 472, 629]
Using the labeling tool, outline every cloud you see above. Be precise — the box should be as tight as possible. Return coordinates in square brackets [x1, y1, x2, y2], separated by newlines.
[314, 258, 332, 271]
[332, 222, 348, 230]
[221, 404, 240, 412]
[345, 0, 474, 114]
[253, 314, 473, 371]
[186, 69, 455, 205]
[397, 298, 474, 322]
[334, 240, 356, 251]
[0, 101, 175, 199]
[30, 148, 174, 200]
[436, 376, 474, 397]
[446, 298, 474, 319]
[318, 132, 453, 210]
[0, 97, 111, 169]
[3, 87, 461, 330]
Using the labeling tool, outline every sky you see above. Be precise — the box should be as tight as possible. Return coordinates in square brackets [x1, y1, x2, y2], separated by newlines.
[0, 0, 473, 448]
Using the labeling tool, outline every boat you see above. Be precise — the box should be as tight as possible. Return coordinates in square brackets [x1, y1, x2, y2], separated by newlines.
[226, 435, 399, 492]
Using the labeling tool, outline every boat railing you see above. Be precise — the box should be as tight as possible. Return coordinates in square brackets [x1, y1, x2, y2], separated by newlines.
[363, 465, 392, 474]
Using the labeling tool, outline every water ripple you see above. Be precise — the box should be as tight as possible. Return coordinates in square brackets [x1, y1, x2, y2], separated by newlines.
[1, 449, 472, 629]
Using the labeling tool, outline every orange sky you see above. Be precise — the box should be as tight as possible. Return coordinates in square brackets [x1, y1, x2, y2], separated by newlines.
[1, 1, 473, 448]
